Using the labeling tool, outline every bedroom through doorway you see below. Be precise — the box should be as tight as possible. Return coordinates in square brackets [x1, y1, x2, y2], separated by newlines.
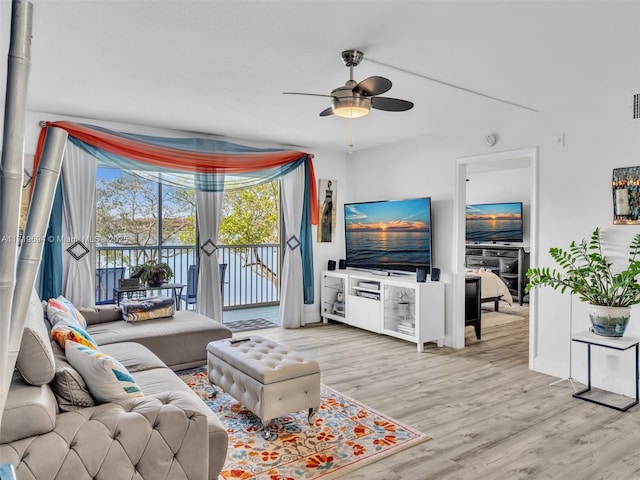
[454, 148, 538, 368]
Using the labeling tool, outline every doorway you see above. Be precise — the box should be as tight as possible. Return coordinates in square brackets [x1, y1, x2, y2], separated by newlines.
[453, 148, 538, 369]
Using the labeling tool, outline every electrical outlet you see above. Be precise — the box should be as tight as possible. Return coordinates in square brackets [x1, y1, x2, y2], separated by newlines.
[555, 134, 565, 147]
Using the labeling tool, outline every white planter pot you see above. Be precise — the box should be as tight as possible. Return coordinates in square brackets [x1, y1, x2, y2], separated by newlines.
[588, 304, 631, 337]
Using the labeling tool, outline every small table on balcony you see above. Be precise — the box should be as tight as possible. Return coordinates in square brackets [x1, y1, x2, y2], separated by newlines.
[113, 283, 186, 310]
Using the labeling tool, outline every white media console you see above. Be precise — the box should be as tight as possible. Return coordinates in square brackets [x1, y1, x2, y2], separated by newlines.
[321, 269, 445, 352]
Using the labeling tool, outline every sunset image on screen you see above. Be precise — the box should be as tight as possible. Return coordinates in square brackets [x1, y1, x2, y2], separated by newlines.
[344, 198, 432, 271]
[465, 202, 523, 243]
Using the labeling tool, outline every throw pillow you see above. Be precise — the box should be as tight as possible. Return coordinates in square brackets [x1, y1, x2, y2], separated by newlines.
[47, 296, 87, 329]
[49, 342, 95, 411]
[51, 323, 98, 351]
[15, 289, 56, 386]
[65, 341, 144, 403]
[121, 296, 175, 322]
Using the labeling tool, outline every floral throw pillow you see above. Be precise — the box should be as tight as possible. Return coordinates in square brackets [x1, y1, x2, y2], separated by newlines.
[51, 323, 98, 351]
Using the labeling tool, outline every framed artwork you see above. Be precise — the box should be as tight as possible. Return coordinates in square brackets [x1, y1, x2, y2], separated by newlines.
[318, 179, 337, 242]
[613, 166, 640, 224]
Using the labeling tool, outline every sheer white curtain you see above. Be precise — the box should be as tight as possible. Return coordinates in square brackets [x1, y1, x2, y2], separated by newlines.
[61, 142, 97, 306]
[279, 166, 305, 329]
[195, 191, 224, 320]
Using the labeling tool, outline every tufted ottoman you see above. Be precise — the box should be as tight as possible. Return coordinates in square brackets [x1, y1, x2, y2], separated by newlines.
[207, 336, 321, 426]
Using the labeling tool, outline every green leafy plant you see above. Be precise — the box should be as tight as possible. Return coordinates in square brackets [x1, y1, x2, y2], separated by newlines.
[526, 228, 640, 307]
[131, 260, 174, 286]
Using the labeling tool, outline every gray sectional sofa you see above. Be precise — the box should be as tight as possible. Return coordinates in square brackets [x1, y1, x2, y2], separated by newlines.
[0, 289, 233, 480]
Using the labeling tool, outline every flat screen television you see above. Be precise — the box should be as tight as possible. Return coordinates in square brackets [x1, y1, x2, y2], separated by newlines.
[344, 197, 432, 273]
[465, 202, 523, 243]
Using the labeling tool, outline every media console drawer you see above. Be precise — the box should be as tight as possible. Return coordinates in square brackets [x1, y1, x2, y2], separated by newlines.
[482, 248, 518, 258]
[499, 258, 518, 273]
[466, 255, 499, 268]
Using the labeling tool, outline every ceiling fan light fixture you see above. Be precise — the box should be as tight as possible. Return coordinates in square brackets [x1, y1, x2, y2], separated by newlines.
[331, 97, 371, 118]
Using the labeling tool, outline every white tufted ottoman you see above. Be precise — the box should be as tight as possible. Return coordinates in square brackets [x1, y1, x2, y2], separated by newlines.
[206, 336, 321, 426]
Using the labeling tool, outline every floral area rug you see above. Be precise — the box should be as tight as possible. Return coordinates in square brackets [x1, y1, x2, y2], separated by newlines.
[178, 367, 431, 480]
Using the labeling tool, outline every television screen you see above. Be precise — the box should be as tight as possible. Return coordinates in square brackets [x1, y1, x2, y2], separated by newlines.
[465, 202, 523, 243]
[344, 197, 432, 273]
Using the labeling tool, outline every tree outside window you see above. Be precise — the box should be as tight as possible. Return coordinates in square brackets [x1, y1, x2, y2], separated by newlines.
[96, 167, 280, 288]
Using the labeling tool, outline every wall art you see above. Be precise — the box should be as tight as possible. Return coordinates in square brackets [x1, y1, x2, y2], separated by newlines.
[318, 179, 337, 242]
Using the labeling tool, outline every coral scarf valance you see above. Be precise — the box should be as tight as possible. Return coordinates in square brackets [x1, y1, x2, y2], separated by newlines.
[33, 121, 318, 224]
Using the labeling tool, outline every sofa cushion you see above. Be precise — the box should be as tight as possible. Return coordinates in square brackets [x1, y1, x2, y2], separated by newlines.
[78, 304, 123, 325]
[100, 342, 168, 374]
[51, 322, 99, 350]
[87, 311, 232, 370]
[16, 289, 56, 386]
[65, 341, 144, 403]
[46, 295, 87, 328]
[0, 392, 216, 480]
[0, 371, 57, 443]
[50, 342, 95, 412]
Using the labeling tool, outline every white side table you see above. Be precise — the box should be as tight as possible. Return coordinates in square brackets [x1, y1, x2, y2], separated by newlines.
[572, 330, 639, 411]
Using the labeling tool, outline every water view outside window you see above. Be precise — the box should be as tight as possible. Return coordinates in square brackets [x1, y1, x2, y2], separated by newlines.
[95, 167, 281, 308]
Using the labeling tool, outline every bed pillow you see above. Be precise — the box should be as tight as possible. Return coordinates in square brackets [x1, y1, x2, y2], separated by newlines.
[51, 323, 98, 351]
[65, 341, 144, 403]
[47, 296, 87, 329]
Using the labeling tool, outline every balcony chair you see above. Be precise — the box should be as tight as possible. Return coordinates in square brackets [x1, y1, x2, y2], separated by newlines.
[181, 263, 227, 310]
[95, 267, 125, 305]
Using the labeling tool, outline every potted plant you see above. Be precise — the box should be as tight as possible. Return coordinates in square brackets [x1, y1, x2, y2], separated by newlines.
[131, 260, 174, 287]
[526, 228, 640, 337]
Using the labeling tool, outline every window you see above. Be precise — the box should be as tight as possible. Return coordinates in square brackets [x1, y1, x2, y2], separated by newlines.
[95, 167, 281, 307]
[95, 167, 196, 283]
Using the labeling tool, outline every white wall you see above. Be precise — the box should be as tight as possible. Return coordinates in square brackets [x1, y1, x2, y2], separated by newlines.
[345, 90, 640, 395]
[305, 150, 349, 324]
[466, 167, 531, 244]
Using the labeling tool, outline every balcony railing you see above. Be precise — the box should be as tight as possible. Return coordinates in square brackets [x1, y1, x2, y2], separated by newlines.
[96, 244, 280, 309]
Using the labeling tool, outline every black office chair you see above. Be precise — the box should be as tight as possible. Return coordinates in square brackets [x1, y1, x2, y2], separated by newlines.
[95, 267, 125, 305]
[180, 264, 227, 310]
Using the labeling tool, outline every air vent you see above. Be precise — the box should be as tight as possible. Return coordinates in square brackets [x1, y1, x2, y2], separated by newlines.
[634, 93, 640, 120]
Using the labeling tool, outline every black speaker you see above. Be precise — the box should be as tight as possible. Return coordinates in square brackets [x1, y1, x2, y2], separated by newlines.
[430, 267, 441, 282]
[327, 260, 336, 271]
[338, 259, 347, 269]
[416, 268, 427, 283]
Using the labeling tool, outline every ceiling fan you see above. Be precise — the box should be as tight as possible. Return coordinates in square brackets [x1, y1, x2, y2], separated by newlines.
[283, 49, 414, 119]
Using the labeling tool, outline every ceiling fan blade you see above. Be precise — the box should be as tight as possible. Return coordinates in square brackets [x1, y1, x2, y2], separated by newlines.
[283, 92, 335, 98]
[371, 96, 414, 112]
[352, 76, 392, 96]
[319, 107, 334, 117]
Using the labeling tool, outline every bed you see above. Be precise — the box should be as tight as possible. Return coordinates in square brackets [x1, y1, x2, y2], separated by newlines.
[465, 268, 513, 311]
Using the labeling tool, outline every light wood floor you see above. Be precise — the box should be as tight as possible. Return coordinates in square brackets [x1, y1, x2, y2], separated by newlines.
[239, 313, 640, 480]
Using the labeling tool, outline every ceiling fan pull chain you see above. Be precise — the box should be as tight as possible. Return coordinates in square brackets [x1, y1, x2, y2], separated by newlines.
[348, 118, 354, 154]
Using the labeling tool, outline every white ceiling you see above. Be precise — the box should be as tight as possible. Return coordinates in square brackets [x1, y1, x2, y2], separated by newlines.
[12, 0, 640, 153]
